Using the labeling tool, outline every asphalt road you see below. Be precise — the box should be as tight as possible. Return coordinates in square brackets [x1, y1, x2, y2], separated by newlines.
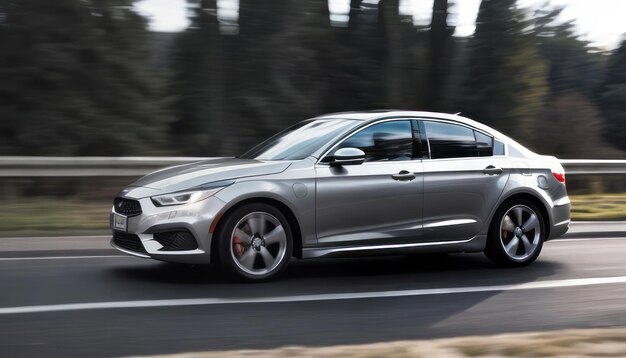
[1, 223, 625, 357]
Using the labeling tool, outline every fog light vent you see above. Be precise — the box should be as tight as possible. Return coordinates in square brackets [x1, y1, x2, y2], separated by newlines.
[113, 232, 147, 254]
[154, 231, 198, 251]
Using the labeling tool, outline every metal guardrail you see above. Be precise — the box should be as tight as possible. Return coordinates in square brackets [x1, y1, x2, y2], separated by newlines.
[0, 156, 210, 177]
[560, 160, 626, 175]
[0, 157, 624, 177]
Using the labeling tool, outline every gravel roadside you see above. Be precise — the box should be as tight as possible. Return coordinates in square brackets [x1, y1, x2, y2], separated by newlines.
[128, 327, 626, 358]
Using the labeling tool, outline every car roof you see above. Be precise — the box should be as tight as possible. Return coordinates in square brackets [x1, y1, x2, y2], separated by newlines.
[315, 110, 453, 121]
[315, 110, 494, 134]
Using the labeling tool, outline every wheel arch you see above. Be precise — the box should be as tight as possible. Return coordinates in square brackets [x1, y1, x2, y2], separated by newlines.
[210, 197, 303, 263]
[491, 192, 551, 239]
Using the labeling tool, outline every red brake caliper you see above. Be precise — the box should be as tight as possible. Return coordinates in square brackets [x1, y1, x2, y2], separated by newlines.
[233, 236, 245, 256]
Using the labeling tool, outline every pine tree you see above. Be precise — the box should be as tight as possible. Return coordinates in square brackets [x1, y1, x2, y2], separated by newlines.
[0, 0, 168, 155]
[532, 6, 606, 99]
[458, 0, 548, 142]
[83, 0, 170, 155]
[379, 0, 425, 109]
[266, 0, 333, 123]
[323, 0, 388, 111]
[225, 0, 291, 153]
[168, 0, 225, 156]
[424, 0, 455, 111]
[598, 40, 626, 151]
[529, 5, 616, 157]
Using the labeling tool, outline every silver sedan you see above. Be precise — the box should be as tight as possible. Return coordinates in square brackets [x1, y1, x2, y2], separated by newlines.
[110, 111, 570, 281]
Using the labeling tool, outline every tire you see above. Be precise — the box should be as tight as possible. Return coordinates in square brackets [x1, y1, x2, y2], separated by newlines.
[217, 203, 292, 282]
[484, 199, 545, 267]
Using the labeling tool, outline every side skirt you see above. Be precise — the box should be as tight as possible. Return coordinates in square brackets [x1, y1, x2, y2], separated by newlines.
[302, 235, 487, 259]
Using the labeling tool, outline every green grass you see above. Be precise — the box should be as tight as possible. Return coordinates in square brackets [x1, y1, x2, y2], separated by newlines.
[570, 193, 626, 221]
[0, 194, 624, 237]
[0, 199, 111, 237]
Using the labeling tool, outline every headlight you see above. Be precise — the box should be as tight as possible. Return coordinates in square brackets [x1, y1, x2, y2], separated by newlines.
[151, 183, 230, 207]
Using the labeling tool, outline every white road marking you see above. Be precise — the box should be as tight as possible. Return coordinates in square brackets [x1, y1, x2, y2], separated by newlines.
[1, 275, 626, 315]
[0, 255, 125, 261]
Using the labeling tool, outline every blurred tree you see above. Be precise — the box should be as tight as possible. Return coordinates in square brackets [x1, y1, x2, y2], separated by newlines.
[529, 4, 617, 157]
[169, 0, 226, 156]
[378, 0, 430, 110]
[0, 0, 621, 160]
[225, 0, 293, 154]
[424, 0, 455, 111]
[266, 0, 333, 124]
[458, 0, 548, 143]
[171, 0, 339, 155]
[532, 6, 607, 99]
[323, 0, 388, 111]
[598, 40, 626, 152]
[535, 92, 617, 158]
[0, 0, 169, 155]
[322, 0, 420, 112]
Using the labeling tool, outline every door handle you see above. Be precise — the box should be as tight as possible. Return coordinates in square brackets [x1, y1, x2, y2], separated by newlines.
[483, 165, 503, 175]
[392, 170, 416, 181]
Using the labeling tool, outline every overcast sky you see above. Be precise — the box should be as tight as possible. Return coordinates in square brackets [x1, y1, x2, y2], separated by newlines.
[134, 0, 626, 50]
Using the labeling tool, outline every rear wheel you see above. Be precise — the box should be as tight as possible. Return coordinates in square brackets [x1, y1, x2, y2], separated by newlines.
[484, 199, 545, 267]
[217, 203, 292, 282]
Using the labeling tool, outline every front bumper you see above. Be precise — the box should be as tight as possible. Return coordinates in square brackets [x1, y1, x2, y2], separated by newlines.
[110, 195, 226, 264]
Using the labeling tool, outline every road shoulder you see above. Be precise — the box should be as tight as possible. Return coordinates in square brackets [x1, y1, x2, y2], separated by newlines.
[134, 327, 626, 358]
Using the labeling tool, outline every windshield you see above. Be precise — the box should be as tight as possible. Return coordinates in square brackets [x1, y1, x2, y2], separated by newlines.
[240, 119, 361, 160]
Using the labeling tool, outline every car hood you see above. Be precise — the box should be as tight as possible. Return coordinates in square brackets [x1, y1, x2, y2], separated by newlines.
[120, 158, 291, 199]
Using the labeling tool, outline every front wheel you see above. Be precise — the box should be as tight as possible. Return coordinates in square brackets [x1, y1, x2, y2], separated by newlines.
[484, 199, 545, 267]
[217, 203, 292, 282]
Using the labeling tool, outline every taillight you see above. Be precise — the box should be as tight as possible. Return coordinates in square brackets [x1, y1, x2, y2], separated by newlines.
[552, 172, 566, 184]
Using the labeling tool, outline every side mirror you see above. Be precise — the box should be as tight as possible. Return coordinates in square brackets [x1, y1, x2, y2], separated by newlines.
[331, 147, 365, 166]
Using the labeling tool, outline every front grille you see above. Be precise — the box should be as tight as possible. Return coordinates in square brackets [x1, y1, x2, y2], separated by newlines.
[114, 197, 142, 216]
[113, 232, 147, 254]
[154, 231, 198, 251]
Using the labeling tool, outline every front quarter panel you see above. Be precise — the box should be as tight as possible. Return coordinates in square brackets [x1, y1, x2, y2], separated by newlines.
[213, 159, 317, 247]
[110, 195, 227, 264]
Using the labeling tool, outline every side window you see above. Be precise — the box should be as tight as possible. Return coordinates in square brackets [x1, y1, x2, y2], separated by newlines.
[337, 121, 413, 162]
[474, 131, 493, 157]
[494, 140, 505, 155]
[423, 121, 477, 159]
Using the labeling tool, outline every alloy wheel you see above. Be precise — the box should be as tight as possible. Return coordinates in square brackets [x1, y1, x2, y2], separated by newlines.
[230, 212, 288, 276]
[499, 205, 542, 261]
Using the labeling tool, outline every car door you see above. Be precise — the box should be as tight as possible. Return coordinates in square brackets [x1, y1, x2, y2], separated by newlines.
[315, 120, 424, 247]
[420, 119, 511, 243]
